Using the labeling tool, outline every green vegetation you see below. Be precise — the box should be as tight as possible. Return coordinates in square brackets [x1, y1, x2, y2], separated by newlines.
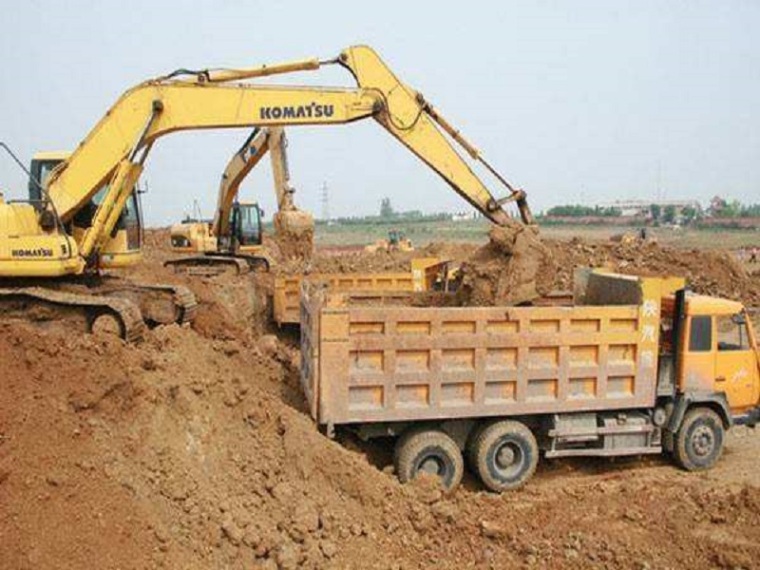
[545, 205, 622, 217]
[713, 200, 760, 218]
[310, 219, 760, 250]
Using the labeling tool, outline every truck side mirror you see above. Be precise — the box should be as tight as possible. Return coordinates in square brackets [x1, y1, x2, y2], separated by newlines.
[732, 313, 746, 326]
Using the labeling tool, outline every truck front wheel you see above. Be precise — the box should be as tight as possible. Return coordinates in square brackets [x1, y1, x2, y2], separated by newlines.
[674, 407, 724, 471]
[395, 429, 464, 491]
[470, 420, 538, 492]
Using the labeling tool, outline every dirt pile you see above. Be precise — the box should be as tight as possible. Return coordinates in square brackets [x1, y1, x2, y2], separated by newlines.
[4, 229, 760, 569]
[273, 210, 315, 261]
[274, 248, 415, 276]
[457, 223, 557, 305]
[548, 237, 760, 306]
[4, 321, 760, 570]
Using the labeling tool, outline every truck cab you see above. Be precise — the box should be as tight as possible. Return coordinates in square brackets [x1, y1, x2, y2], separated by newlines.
[677, 294, 760, 420]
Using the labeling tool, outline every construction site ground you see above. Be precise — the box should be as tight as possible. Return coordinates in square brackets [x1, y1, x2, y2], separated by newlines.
[2, 227, 760, 570]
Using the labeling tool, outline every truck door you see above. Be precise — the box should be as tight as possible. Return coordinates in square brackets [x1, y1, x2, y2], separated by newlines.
[715, 313, 760, 411]
[680, 315, 715, 392]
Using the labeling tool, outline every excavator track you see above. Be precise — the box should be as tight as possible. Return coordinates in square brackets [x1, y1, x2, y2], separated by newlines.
[164, 255, 251, 276]
[0, 286, 146, 342]
[98, 282, 198, 326]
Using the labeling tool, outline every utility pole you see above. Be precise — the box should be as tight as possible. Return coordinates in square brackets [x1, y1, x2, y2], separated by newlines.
[656, 160, 663, 201]
[321, 181, 330, 223]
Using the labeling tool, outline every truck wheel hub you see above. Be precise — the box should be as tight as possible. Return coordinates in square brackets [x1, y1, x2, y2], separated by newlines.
[691, 426, 714, 456]
[419, 455, 444, 476]
[495, 444, 517, 469]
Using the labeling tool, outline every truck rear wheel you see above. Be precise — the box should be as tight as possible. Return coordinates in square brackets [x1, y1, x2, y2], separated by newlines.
[470, 420, 538, 492]
[395, 429, 463, 491]
[674, 407, 724, 471]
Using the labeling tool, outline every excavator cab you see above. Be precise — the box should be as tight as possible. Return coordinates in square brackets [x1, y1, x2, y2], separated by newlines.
[228, 201, 263, 251]
[28, 152, 65, 204]
[29, 153, 143, 268]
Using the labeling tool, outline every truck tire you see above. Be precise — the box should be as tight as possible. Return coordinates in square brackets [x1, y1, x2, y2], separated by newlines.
[470, 420, 538, 492]
[395, 429, 463, 491]
[673, 407, 724, 471]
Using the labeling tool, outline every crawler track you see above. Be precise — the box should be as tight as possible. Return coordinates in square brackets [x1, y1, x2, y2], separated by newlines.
[97, 281, 198, 326]
[0, 286, 146, 342]
[164, 255, 250, 276]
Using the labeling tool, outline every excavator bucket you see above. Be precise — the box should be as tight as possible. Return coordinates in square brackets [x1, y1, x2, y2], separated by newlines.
[274, 209, 315, 259]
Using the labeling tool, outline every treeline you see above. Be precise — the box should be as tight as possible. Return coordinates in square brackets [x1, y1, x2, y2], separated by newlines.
[316, 196, 456, 225]
[317, 211, 452, 226]
[544, 205, 622, 217]
[713, 201, 760, 218]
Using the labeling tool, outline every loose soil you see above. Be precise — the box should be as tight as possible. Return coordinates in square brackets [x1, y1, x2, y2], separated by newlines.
[2, 227, 759, 570]
[457, 223, 556, 306]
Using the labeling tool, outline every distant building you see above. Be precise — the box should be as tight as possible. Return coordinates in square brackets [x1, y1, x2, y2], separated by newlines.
[595, 199, 702, 218]
[451, 211, 481, 222]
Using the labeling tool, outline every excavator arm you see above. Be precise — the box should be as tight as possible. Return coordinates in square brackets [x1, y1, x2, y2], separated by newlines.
[268, 128, 298, 213]
[212, 127, 273, 240]
[211, 126, 313, 257]
[44, 45, 532, 265]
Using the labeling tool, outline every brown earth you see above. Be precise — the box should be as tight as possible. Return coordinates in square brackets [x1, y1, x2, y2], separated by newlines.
[457, 223, 557, 306]
[273, 210, 316, 261]
[1, 228, 760, 570]
[547, 236, 760, 307]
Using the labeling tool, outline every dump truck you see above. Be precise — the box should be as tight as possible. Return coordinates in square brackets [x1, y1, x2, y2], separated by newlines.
[273, 258, 451, 326]
[300, 270, 760, 492]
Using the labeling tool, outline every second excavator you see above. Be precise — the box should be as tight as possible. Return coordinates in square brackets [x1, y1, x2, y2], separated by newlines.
[166, 127, 314, 275]
[0, 45, 540, 341]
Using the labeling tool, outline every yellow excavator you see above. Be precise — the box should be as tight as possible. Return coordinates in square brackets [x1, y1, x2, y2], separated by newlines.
[165, 127, 314, 275]
[0, 146, 197, 340]
[0, 45, 534, 341]
[364, 230, 414, 254]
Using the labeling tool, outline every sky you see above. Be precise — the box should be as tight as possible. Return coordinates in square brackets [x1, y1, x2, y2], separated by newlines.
[0, 0, 758, 226]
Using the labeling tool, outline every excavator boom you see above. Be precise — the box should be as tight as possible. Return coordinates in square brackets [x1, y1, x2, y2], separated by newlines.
[44, 45, 529, 263]
[1, 44, 539, 341]
[212, 128, 273, 240]
[5, 44, 535, 283]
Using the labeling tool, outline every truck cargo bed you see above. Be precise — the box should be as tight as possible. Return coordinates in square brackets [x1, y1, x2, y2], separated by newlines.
[274, 257, 449, 325]
[300, 273, 673, 428]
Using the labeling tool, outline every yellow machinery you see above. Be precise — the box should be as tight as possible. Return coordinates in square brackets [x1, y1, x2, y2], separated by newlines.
[1, 147, 196, 340]
[166, 127, 314, 275]
[0, 45, 534, 340]
[364, 229, 414, 254]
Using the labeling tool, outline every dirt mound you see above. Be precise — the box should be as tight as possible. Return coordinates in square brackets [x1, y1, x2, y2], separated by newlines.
[273, 210, 315, 261]
[549, 237, 760, 306]
[4, 227, 760, 569]
[4, 321, 760, 570]
[275, 248, 415, 276]
[457, 223, 557, 305]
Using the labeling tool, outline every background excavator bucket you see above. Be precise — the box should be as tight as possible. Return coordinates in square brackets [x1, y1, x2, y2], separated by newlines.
[273, 209, 315, 259]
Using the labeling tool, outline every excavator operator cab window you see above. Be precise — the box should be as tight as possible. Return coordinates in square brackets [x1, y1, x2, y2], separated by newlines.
[71, 185, 142, 249]
[28, 159, 63, 203]
[231, 203, 262, 246]
[717, 313, 751, 352]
